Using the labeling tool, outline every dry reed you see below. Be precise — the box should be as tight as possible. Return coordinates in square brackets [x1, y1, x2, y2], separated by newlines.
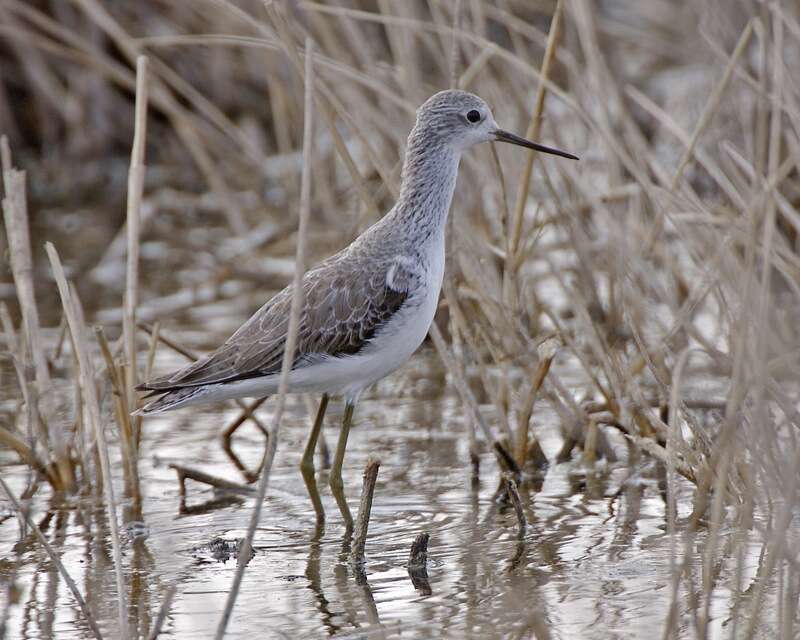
[124, 55, 149, 426]
[45, 243, 129, 640]
[1, 1, 799, 637]
[214, 37, 316, 640]
[2, 140, 72, 490]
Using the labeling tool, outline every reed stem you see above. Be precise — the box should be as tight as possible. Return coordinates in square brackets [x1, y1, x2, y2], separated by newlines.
[124, 55, 149, 419]
[215, 38, 316, 639]
[46, 243, 129, 640]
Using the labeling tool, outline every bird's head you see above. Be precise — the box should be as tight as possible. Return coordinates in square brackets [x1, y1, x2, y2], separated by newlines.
[414, 89, 578, 160]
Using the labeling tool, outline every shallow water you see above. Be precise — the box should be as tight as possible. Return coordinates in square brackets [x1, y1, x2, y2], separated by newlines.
[0, 351, 770, 639]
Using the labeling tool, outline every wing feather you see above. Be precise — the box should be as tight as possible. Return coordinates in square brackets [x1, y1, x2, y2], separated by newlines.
[139, 255, 415, 392]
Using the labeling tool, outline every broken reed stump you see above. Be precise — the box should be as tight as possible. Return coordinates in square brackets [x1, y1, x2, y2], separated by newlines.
[407, 532, 432, 595]
[2, 137, 73, 491]
[351, 456, 381, 566]
[408, 532, 430, 568]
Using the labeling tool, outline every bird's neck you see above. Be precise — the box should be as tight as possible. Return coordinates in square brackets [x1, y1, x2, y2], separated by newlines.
[393, 127, 461, 243]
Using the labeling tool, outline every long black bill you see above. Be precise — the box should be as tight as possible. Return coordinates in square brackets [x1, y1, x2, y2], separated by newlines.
[493, 129, 578, 160]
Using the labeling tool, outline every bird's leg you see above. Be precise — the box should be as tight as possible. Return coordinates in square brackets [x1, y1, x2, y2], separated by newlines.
[330, 402, 355, 531]
[300, 393, 329, 526]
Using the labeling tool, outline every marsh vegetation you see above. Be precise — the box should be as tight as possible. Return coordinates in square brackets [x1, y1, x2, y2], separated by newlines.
[1, 1, 799, 638]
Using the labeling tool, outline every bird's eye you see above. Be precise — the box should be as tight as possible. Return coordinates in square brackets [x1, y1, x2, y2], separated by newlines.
[466, 109, 481, 123]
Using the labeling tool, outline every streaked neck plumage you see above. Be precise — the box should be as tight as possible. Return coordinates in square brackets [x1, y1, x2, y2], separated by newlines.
[390, 123, 461, 245]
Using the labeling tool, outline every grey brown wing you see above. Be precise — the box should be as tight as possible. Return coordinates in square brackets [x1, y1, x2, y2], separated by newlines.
[139, 259, 413, 391]
[138, 285, 293, 391]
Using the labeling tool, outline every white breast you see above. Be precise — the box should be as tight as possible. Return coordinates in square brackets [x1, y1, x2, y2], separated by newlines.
[335, 236, 445, 398]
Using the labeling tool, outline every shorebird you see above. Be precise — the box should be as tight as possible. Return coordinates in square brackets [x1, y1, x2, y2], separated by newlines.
[138, 90, 577, 528]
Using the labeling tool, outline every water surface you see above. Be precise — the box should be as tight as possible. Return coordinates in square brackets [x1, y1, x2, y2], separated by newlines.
[0, 352, 763, 639]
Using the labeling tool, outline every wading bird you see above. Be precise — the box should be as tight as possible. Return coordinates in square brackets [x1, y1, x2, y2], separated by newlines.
[138, 90, 577, 528]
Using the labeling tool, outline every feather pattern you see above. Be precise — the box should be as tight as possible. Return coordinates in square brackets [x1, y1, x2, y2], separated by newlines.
[139, 227, 420, 393]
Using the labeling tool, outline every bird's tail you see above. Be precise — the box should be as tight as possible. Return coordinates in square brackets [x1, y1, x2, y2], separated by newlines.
[132, 386, 209, 416]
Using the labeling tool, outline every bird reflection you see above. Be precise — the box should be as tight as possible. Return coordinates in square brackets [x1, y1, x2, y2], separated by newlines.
[305, 533, 339, 636]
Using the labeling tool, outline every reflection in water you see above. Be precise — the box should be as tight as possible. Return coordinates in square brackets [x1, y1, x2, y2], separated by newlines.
[305, 531, 339, 636]
[506, 539, 526, 573]
[0, 353, 774, 639]
[222, 428, 268, 484]
[332, 540, 361, 632]
[178, 494, 244, 517]
[353, 566, 382, 636]
[407, 564, 432, 597]
[129, 539, 155, 639]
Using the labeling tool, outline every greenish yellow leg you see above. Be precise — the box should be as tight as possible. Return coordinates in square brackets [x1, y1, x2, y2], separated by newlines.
[329, 402, 355, 531]
[300, 394, 329, 525]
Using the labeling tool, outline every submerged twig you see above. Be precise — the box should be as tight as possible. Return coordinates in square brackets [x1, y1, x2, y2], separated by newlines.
[170, 463, 255, 498]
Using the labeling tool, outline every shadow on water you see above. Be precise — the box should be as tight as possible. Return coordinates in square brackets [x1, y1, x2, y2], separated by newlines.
[0, 352, 756, 639]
